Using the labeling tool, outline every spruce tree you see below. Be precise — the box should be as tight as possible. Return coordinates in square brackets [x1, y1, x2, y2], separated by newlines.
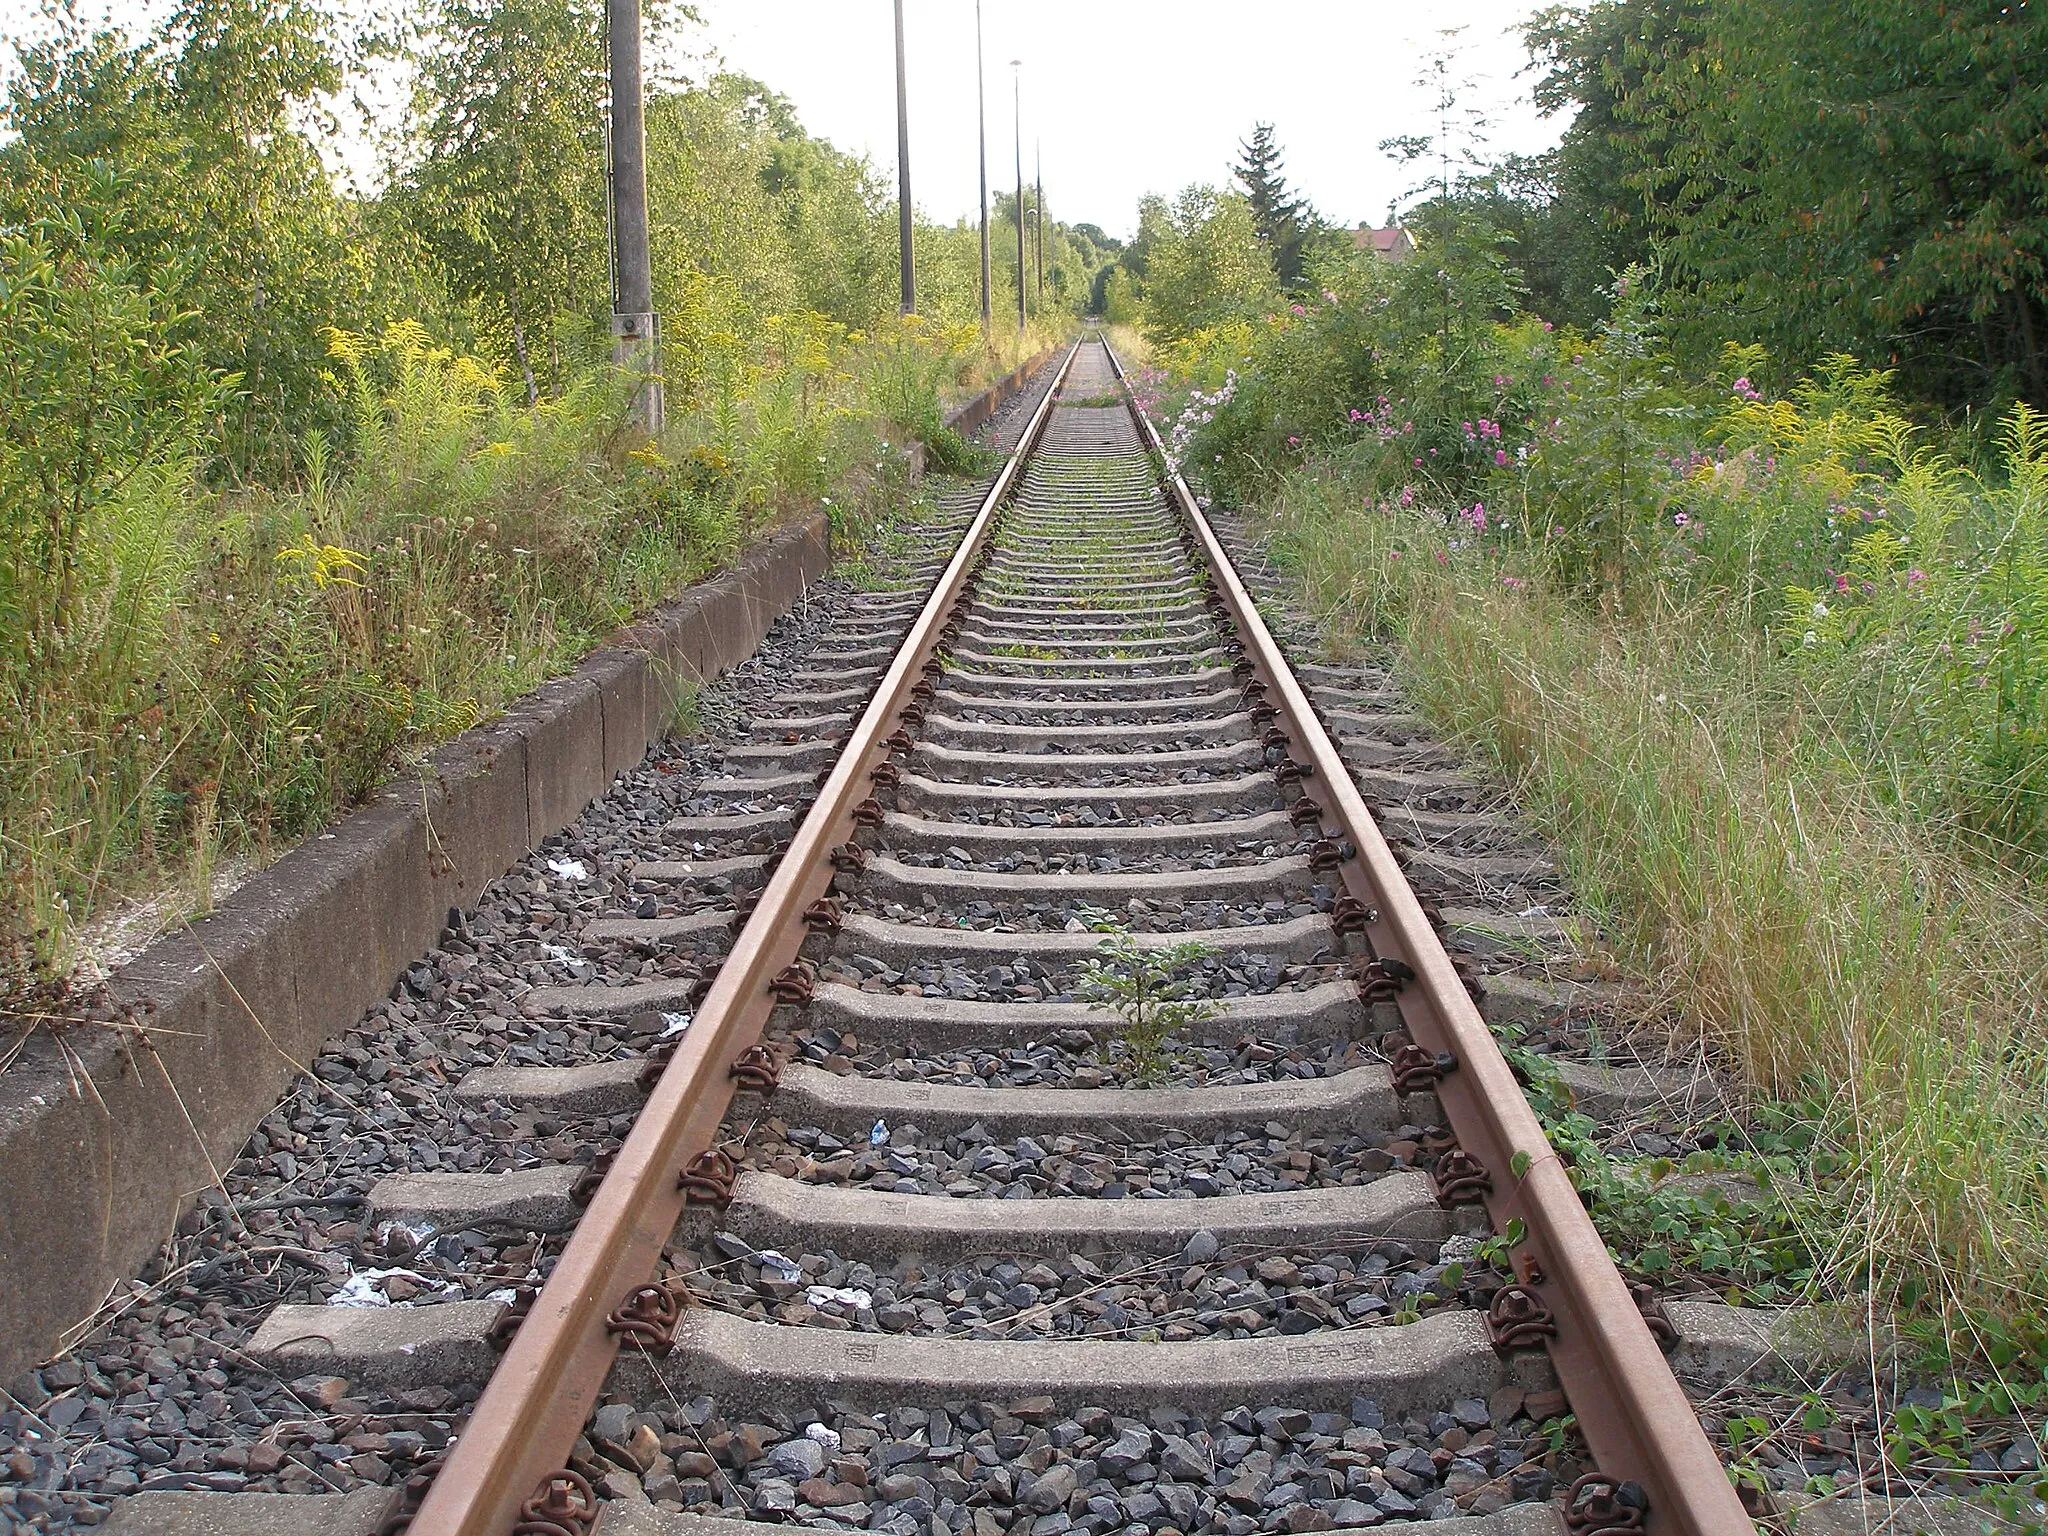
[1234, 122, 1315, 286]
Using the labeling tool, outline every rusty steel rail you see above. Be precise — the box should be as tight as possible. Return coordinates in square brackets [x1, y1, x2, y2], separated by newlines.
[404, 340, 1083, 1536]
[1101, 338, 1753, 1536]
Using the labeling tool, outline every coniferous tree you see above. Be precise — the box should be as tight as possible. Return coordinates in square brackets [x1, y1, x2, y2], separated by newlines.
[1233, 123, 1317, 287]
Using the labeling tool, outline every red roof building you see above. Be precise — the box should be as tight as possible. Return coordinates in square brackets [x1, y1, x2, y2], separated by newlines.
[1353, 224, 1418, 263]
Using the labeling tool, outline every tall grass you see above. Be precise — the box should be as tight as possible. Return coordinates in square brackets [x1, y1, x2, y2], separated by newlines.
[0, 313, 964, 1009]
[1262, 467, 2048, 1356]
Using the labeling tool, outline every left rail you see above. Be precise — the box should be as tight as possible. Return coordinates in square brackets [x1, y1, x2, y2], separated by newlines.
[404, 342, 1083, 1536]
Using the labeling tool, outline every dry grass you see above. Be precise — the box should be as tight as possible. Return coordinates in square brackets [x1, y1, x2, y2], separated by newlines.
[1265, 474, 2048, 1354]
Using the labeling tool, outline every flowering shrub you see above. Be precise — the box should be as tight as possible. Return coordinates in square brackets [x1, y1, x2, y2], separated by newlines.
[1147, 241, 2048, 857]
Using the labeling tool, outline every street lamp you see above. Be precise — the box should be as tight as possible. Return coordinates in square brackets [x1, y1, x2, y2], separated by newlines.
[893, 0, 914, 315]
[976, 0, 991, 332]
[1035, 138, 1044, 301]
[1012, 59, 1025, 336]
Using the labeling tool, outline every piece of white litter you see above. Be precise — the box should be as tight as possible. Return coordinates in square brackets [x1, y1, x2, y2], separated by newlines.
[548, 857, 590, 882]
[869, 1119, 888, 1145]
[374, 1218, 437, 1252]
[804, 1285, 872, 1311]
[329, 1267, 454, 1309]
[753, 1250, 803, 1284]
[543, 944, 578, 964]
[805, 1424, 842, 1451]
[485, 1288, 520, 1305]
[1517, 905, 1552, 919]
[661, 1012, 692, 1036]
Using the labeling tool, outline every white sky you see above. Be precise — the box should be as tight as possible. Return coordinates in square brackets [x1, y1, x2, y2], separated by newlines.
[3, 0, 1569, 237]
[682, 1, 1566, 239]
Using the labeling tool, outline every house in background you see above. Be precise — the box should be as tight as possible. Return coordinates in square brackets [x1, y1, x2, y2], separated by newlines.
[1353, 224, 1418, 264]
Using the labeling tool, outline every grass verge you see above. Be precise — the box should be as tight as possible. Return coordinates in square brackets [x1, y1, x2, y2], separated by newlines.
[1, 315, 973, 1016]
[1256, 467, 2048, 1383]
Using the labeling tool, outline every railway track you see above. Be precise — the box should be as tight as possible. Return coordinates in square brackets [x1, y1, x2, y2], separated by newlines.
[59, 339, 1778, 1536]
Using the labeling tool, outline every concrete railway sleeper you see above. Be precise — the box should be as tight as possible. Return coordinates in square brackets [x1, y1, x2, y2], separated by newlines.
[43, 341, 1830, 1536]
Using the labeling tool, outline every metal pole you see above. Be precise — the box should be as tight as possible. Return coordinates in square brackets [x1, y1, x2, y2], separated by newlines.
[894, 0, 915, 315]
[607, 0, 661, 432]
[1035, 139, 1044, 301]
[976, 0, 991, 332]
[1012, 60, 1025, 337]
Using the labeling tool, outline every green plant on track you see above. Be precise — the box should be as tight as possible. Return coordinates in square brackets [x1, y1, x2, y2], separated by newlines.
[1074, 913, 1220, 1085]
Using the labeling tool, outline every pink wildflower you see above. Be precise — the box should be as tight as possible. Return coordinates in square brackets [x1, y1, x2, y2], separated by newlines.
[1495, 449, 1509, 466]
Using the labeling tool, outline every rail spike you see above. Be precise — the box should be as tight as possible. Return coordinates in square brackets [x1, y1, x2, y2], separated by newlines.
[1484, 1283, 1559, 1352]
[1564, 1473, 1650, 1536]
[372, 1450, 447, 1536]
[486, 1286, 538, 1351]
[569, 1150, 615, 1206]
[729, 1042, 783, 1093]
[1354, 954, 1416, 1004]
[678, 1144, 740, 1207]
[1631, 1280, 1679, 1352]
[769, 962, 815, 1005]
[1432, 1145, 1493, 1205]
[1330, 894, 1378, 934]
[1388, 1042, 1456, 1095]
[605, 1281, 687, 1356]
[512, 1469, 600, 1536]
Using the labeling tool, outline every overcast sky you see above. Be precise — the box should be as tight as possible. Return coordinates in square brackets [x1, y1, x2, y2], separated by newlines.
[681, 1, 1566, 239]
[3, 0, 1569, 237]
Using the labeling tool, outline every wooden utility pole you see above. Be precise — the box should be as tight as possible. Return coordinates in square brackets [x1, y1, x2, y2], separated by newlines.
[976, 0, 991, 332]
[607, 0, 660, 432]
[1012, 60, 1025, 336]
[894, 0, 915, 315]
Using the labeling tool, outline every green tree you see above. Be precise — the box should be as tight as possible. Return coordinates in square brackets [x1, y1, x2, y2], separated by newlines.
[1140, 186, 1279, 343]
[0, 174, 228, 648]
[1234, 122, 1319, 288]
[1540, 0, 2048, 410]
[1, 0, 378, 466]
[401, 0, 610, 402]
